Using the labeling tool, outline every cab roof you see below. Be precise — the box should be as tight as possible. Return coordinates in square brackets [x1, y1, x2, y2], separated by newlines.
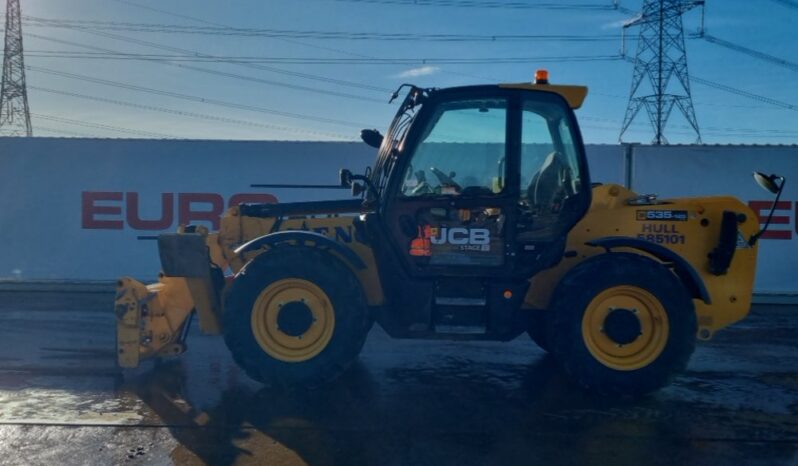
[498, 83, 589, 109]
[421, 83, 589, 110]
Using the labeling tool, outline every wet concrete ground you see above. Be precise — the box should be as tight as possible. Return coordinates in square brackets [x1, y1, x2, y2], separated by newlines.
[0, 291, 796, 465]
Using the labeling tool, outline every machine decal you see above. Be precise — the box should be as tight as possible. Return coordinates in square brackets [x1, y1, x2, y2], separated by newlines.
[430, 227, 491, 249]
[410, 225, 493, 256]
[736, 232, 752, 249]
[409, 206, 505, 266]
[637, 223, 686, 245]
[636, 210, 688, 221]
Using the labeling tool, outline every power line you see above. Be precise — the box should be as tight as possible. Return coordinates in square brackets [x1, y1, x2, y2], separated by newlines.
[107, 0, 508, 83]
[15, 27, 394, 95]
[22, 31, 388, 103]
[619, 55, 798, 113]
[328, 0, 615, 9]
[766, 0, 798, 10]
[26, 65, 371, 128]
[30, 85, 356, 140]
[690, 76, 798, 112]
[32, 125, 98, 138]
[24, 50, 623, 65]
[53, 28, 392, 93]
[95, 1, 395, 92]
[31, 112, 176, 138]
[109, 0, 398, 62]
[23, 16, 622, 42]
[611, 1, 637, 15]
[584, 114, 798, 135]
[702, 34, 798, 73]
[20, 24, 622, 66]
[18, 27, 393, 138]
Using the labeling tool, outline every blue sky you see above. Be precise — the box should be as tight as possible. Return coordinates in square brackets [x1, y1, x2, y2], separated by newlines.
[11, 0, 798, 143]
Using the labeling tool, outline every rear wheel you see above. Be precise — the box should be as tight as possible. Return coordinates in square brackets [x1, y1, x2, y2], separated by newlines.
[223, 247, 370, 389]
[550, 253, 696, 397]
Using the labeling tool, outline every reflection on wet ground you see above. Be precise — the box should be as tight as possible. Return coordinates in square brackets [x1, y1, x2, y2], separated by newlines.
[0, 298, 796, 465]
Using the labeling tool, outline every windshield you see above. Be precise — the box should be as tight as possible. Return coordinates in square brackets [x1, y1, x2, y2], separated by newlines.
[400, 98, 507, 197]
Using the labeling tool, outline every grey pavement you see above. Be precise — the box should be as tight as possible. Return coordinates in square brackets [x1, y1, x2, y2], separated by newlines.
[0, 292, 796, 465]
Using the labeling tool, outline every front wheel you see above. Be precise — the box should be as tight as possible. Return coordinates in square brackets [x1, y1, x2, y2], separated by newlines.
[223, 246, 370, 389]
[550, 253, 697, 397]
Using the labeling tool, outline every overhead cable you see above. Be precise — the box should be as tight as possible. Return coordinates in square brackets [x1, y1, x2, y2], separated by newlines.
[30, 86, 357, 140]
[32, 125, 99, 138]
[702, 34, 798, 73]
[620, 56, 798, 112]
[31, 113, 176, 138]
[766, 0, 798, 10]
[691, 76, 798, 112]
[328, 0, 614, 10]
[25, 50, 624, 65]
[23, 16, 622, 42]
[26, 65, 371, 127]
[107, 0, 512, 82]
[24, 31, 387, 103]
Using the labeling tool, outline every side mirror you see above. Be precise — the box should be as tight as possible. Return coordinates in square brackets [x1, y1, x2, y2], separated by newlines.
[339, 168, 353, 187]
[753, 171, 783, 195]
[749, 172, 786, 246]
[360, 129, 384, 149]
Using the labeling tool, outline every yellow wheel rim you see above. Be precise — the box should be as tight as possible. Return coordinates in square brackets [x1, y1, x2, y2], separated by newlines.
[581, 285, 669, 371]
[251, 279, 335, 363]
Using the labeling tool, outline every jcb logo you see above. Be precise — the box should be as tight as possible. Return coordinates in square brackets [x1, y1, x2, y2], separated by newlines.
[430, 227, 490, 245]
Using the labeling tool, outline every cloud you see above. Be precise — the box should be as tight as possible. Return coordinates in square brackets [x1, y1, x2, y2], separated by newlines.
[396, 65, 441, 78]
[601, 17, 635, 29]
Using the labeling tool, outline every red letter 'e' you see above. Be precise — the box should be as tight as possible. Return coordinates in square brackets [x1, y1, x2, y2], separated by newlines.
[82, 192, 123, 230]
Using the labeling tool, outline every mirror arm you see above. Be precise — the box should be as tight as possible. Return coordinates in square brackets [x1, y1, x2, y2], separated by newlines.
[749, 177, 786, 246]
[351, 174, 380, 202]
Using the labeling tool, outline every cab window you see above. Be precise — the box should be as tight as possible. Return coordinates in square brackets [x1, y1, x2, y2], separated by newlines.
[520, 99, 583, 208]
[400, 98, 507, 197]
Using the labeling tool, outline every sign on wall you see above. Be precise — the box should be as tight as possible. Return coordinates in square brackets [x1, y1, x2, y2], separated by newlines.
[0, 138, 373, 280]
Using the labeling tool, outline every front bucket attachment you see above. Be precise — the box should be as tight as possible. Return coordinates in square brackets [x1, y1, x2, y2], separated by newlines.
[114, 276, 196, 368]
[115, 277, 149, 368]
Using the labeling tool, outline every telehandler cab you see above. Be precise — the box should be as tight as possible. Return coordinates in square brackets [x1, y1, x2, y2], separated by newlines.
[115, 71, 783, 396]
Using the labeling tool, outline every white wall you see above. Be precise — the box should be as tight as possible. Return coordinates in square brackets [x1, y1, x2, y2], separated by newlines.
[0, 138, 794, 293]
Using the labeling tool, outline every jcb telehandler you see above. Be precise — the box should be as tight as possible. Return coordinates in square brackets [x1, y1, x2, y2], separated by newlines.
[115, 71, 784, 396]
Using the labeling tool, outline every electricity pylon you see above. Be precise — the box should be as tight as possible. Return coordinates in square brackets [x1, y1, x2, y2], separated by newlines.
[620, 0, 703, 144]
[0, 0, 32, 136]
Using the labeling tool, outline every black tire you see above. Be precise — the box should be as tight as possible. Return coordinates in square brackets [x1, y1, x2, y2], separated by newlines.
[223, 246, 370, 389]
[527, 311, 551, 353]
[550, 252, 697, 397]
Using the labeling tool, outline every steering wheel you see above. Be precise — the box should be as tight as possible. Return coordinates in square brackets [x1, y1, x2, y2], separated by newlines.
[430, 166, 462, 192]
[411, 180, 434, 196]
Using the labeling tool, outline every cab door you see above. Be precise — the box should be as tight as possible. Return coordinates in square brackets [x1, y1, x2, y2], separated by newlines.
[371, 87, 590, 337]
[381, 90, 518, 278]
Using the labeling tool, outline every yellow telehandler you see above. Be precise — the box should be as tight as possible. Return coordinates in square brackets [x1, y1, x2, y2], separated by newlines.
[115, 71, 785, 396]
